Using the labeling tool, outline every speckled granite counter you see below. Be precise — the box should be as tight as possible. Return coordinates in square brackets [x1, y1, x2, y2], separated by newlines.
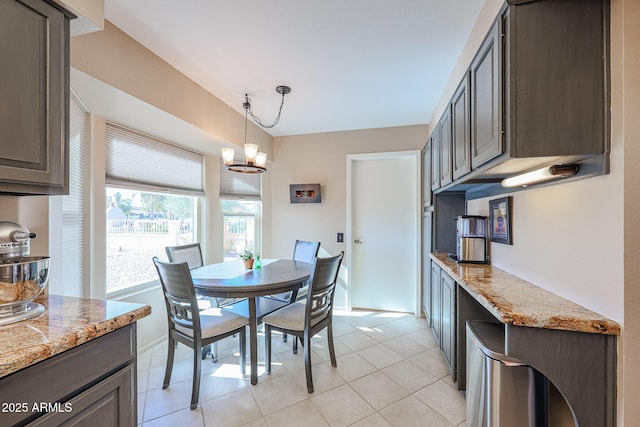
[430, 252, 620, 335]
[0, 294, 151, 378]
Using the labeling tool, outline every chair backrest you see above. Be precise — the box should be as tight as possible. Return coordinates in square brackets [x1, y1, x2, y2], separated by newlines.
[305, 251, 344, 327]
[166, 243, 204, 270]
[292, 240, 321, 263]
[153, 256, 201, 336]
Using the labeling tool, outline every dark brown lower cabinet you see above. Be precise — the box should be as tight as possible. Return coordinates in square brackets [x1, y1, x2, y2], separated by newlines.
[440, 271, 456, 381]
[0, 324, 137, 426]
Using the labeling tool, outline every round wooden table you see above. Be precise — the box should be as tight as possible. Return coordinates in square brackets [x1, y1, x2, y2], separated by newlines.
[191, 259, 312, 384]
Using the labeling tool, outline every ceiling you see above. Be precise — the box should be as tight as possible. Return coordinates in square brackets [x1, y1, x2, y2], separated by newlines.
[104, 0, 485, 137]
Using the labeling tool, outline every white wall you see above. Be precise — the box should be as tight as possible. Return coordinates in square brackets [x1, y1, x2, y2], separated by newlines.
[270, 125, 427, 309]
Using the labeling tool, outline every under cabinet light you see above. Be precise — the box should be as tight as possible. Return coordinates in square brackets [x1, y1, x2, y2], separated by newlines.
[501, 164, 579, 188]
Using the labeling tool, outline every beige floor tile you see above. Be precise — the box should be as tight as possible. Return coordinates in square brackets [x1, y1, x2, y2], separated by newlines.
[331, 320, 360, 337]
[200, 388, 262, 427]
[409, 348, 451, 379]
[311, 384, 375, 427]
[249, 374, 307, 416]
[143, 379, 197, 421]
[404, 328, 438, 349]
[349, 371, 410, 410]
[290, 361, 345, 394]
[240, 420, 267, 427]
[382, 335, 428, 357]
[358, 323, 403, 344]
[143, 406, 205, 427]
[333, 353, 377, 383]
[379, 395, 454, 427]
[381, 359, 439, 393]
[264, 400, 330, 427]
[386, 316, 429, 335]
[414, 380, 467, 425]
[348, 412, 393, 427]
[337, 330, 379, 352]
[274, 345, 325, 372]
[356, 343, 404, 370]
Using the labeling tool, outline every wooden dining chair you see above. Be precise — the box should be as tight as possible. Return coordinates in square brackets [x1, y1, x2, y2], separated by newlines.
[263, 251, 344, 393]
[270, 240, 320, 303]
[152, 257, 248, 410]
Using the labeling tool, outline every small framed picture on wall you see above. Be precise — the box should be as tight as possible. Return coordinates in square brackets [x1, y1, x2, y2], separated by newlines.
[489, 196, 512, 245]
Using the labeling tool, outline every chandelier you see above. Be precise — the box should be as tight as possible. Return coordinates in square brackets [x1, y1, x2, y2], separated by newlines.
[222, 85, 291, 174]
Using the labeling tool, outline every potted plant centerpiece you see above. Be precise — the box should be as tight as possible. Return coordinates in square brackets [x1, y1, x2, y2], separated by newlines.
[240, 249, 255, 269]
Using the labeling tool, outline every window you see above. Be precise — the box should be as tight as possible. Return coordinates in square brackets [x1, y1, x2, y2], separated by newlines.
[222, 200, 261, 262]
[60, 94, 88, 296]
[106, 187, 196, 293]
[219, 158, 262, 262]
[105, 122, 203, 294]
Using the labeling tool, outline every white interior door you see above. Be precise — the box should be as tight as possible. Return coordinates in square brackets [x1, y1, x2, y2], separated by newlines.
[348, 151, 420, 314]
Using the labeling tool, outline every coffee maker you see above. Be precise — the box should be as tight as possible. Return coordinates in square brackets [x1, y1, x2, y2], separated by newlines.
[454, 215, 488, 264]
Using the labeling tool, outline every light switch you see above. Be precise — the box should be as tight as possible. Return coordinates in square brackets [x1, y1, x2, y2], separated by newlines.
[337, 232, 344, 243]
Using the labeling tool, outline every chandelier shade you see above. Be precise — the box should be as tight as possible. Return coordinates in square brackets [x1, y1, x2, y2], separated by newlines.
[222, 85, 291, 174]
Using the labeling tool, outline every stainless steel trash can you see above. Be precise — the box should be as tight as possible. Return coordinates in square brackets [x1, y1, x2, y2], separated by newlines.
[466, 321, 539, 427]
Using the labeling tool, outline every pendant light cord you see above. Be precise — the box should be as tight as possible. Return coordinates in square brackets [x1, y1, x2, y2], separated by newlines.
[243, 91, 286, 129]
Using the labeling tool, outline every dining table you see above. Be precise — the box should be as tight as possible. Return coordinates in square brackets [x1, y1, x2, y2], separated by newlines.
[190, 258, 312, 385]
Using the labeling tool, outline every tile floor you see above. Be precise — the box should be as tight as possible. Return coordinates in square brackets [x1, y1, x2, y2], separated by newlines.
[136, 310, 467, 426]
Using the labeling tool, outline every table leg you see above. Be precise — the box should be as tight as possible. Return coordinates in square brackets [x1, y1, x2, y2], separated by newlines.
[248, 297, 258, 385]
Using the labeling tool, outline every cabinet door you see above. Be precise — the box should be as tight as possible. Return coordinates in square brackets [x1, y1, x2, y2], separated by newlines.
[439, 110, 453, 187]
[441, 272, 456, 377]
[0, 0, 69, 195]
[430, 263, 441, 341]
[28, 364, 135, 426]
[422, 217, 433, 325]
[470, 20, 503, 169]
[423, 139, 432, 207]
[452, 73, 471, 180]
[430, 128, 440, 191]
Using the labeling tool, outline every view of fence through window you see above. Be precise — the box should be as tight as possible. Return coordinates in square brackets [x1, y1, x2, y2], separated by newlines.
[106, 186, 196, 293]
[222, 200, 260, 262]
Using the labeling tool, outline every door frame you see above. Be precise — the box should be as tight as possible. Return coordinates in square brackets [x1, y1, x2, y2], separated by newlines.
[346, 150, 422, 315]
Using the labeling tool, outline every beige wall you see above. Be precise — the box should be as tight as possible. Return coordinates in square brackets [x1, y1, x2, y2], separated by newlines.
[620, 0, 640, 424]
[270, 125, 427, 308]
[70, 21, 273, 157]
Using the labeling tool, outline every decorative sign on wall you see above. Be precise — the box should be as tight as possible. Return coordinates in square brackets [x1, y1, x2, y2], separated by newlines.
[290, 183, 321, 204]
[489, 196, 513, 245]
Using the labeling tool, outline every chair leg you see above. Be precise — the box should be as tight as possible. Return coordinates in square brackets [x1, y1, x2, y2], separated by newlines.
[327, 323, 337, 367]
[265, 325, 272, 375]
[163, 335, 176, 389]
[293, 336, 298, 354]
[239, 327, 246, 375]
[212, 342, 218, 363]
[283, 333, 287, 343]
[191, 342, 202, 410]
[304, 333, 314, 393]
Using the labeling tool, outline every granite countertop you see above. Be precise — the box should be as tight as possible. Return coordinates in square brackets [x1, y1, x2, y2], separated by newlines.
[430, 252, 620, 335]
[0, 294, 151, 378]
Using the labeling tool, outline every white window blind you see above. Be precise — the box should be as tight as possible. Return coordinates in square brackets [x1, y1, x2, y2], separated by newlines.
[105, 122, 204, 195]
[61, 94, 88, 297]
[219, 158, 262, 199]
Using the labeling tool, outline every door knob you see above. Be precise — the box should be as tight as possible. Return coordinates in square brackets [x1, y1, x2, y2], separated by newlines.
[354, 239, 363, 244]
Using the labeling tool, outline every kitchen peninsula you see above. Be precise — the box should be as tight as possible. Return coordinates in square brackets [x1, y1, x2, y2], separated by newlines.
[0, 294, 150, 425]
[430, 252, 619, 427]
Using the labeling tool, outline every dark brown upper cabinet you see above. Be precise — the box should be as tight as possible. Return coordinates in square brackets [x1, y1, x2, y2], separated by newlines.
[451, 74, 471, 180]
[425, 0, 609, 198]
[470, 20, 502, 170]
[431, 125, 441, 191]
[423, 139, 432, 207]
[0, 0, 74, 195]
[439, 109, 453, 188]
